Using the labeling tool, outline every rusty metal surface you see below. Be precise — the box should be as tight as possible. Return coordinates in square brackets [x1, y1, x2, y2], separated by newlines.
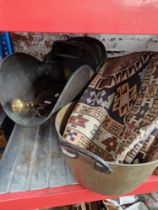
[11, 33, 158, 60]
[0, 117, 77, 194]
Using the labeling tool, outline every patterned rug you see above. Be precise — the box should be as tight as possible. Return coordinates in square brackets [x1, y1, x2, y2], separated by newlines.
[63, 52, 158, 164]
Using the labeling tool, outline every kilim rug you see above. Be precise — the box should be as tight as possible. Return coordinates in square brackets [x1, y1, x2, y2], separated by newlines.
[63, 52, 158, 164]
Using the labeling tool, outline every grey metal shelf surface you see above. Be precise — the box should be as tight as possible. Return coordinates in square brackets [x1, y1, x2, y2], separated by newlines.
[0, 117, 77, 194]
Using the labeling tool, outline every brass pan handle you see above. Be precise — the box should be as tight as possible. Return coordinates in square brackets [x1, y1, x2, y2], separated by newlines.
[60, 141, 112, 174]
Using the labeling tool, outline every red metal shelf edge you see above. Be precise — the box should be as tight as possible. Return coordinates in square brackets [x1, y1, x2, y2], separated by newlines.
[0, 176, 157, 210]
[0, 0, 158, 34]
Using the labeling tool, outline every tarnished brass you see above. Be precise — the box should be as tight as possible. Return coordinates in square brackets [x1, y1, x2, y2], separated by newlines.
[55, 103, 158, 196]
[11, 98, 35, 113]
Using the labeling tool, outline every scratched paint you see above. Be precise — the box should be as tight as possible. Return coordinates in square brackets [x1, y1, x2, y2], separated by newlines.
[11, 33, 158, 60]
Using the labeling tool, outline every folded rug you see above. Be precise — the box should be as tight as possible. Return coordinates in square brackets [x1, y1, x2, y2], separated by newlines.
[63, 52, 158, 164]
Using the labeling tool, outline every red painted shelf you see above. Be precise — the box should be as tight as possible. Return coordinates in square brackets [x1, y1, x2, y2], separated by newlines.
[0, 0, 158, 34]
[1, 0, 158, 209]
[0, 120, 158, 210]
[0, 176, 157, 210]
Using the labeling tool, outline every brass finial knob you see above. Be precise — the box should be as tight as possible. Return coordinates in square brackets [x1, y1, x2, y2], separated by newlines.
[11, 98, 35, 113]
